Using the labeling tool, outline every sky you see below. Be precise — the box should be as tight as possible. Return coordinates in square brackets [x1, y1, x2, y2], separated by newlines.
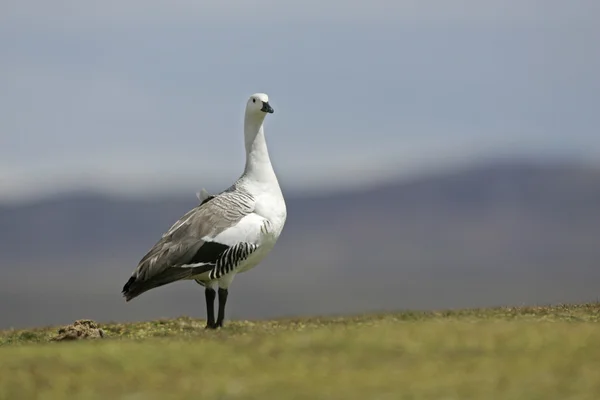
[1, 0, 599, 201]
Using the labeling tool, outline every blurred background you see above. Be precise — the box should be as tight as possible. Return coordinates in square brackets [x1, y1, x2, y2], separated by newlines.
[1, 1, 599, 329]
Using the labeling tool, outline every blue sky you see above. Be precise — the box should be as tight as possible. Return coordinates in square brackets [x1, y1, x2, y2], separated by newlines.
[1, 0, 599, 201]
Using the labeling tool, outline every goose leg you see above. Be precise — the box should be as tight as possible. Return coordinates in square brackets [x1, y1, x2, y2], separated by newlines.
[205, 287, 217, 329]
[216, 288, 228, 328]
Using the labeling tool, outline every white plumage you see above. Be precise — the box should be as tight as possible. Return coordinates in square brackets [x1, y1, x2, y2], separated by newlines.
[122, 93, 286, 329]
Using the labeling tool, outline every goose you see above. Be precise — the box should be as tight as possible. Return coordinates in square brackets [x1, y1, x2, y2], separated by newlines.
[122, 93, 286, 329]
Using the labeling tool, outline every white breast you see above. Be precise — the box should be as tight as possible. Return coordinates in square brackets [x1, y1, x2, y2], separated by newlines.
[254, 191, 287, 237]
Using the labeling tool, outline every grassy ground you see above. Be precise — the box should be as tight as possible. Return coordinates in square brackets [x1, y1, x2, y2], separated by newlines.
[1, 303, 600, 399]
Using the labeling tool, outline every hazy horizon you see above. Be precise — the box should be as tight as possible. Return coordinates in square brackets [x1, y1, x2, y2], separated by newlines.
[0, 155, 598, 207]
[2, 160, 600, 329]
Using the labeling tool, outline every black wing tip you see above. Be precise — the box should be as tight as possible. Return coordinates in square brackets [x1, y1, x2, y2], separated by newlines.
[122, 276, 137, 302]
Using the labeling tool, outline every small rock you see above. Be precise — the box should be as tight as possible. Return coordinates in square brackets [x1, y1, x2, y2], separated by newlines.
[51, 319, 105, 341]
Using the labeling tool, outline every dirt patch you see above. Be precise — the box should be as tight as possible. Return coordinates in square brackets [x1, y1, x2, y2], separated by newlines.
[51, 319, 105, 341]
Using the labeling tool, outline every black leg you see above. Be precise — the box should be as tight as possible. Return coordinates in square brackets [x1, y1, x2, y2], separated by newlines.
[205, 287, 217, 329]
[216, 288, 228, 328]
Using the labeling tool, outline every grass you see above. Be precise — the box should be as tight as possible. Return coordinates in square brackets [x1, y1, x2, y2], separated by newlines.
[1, 303, 600, 399]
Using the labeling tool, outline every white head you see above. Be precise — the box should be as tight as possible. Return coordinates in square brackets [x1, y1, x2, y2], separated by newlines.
[245, 93, 274, 117]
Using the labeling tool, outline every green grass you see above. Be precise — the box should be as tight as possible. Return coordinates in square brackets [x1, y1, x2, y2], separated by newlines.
[1, 303, 600, 399]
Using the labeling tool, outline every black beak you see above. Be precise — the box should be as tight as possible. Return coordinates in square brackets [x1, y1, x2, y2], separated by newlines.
[261, 101, 274, 113]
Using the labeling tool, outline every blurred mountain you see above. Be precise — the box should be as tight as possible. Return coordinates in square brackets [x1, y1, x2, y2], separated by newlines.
[1, 160, 600, 329]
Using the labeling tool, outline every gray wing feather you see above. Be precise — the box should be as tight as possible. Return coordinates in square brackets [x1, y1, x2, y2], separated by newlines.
[122, 186, 255, 300]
